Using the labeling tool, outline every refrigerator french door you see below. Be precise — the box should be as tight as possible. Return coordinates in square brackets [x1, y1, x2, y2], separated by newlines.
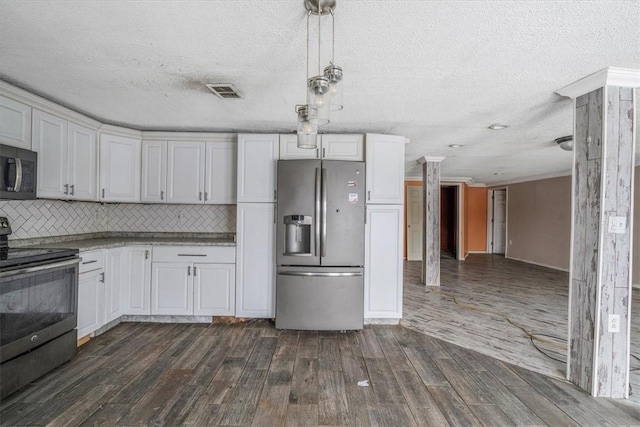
[276, 160, 365, 330]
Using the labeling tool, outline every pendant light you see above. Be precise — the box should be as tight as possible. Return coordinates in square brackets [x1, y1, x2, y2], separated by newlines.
[296, 0, 343, 148]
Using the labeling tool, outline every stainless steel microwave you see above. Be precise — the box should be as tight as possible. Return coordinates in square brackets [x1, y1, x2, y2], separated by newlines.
[0, 144, 37, 200]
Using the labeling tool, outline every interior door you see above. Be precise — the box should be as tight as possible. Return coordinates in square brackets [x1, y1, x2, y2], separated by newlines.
[492, 189, 507, 254]
[406, 185, 423, 261]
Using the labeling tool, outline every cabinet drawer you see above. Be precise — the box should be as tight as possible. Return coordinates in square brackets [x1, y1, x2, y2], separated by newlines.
[79, 249, 105, 273]
[152, 246, 235, 263]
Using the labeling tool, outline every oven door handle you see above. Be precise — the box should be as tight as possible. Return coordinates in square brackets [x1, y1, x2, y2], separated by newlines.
[0, 258, 80, 279]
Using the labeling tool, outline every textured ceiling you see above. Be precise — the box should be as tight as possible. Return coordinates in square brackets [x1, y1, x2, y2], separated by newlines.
[1, 0, 639, 185]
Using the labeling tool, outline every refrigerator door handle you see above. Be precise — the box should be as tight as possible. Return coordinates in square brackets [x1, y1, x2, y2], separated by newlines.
[321, 167, 327, 258]
[315, 167, 321, 256]
[277, 271, 363, 277]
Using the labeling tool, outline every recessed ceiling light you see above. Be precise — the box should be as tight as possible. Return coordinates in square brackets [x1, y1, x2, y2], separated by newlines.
[488, 123, 508, 130]
[448, 144, 464, 148]
[493, 172, 503, 176]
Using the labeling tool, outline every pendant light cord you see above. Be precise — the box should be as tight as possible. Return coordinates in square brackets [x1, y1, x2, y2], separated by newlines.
[330, 9, 335, 65]
[317, 0, 321, 75]
[306, 11, 311, 105]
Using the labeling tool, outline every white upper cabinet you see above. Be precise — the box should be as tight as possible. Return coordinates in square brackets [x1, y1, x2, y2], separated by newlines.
[32, 110, 98, 201]
[205, 141, 236, 204]
[237, 134, 279, 203]
[365, 133, 406, 204]
[321, 134, 364, 161]
[68, 122, 97, 201]
[99, 132, 141, 202]
[167, 141, 205, 204]
[32, 110, 67, 198]
[141, 140, 167, 203]
[279, 134, 320, 160]
[0, 96, 32, 149]
[279, 134, 363, 161]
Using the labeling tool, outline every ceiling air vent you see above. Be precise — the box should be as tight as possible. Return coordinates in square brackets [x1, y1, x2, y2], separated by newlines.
[205, 83, 242, 99]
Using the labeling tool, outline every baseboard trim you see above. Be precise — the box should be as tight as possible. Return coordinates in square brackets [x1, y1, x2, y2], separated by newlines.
[506, 256, 570, 272]
[364, 318, 400, 325]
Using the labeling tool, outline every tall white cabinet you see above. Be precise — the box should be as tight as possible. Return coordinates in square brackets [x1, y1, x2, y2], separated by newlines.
[235, 134, 278, 318]
[364, 133, 406, 321]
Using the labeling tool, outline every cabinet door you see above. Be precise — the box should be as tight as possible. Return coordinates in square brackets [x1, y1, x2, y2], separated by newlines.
[194, 263, 235, 316]
[236, 203, 275, 317]
[68, 122, 97, 201]
[205, 141, 236, 204]
[77, 269, 103, 338]
[321, 134, 364, 161]
[151, 262, 193, 315]
[105, 247, 125, 323]
[125, 246, 152, 315]
[99, 133, 141, 202]
[167, 141, 205, 204]
[364, 205, 403, 319]
[141, 140, 167, 203]
[279, 134, 320, 160]
[365, 134, 405, 204]
[32, 109, 68, 199]
[0, 96, 31, 149]
[237, 134, 279, 203]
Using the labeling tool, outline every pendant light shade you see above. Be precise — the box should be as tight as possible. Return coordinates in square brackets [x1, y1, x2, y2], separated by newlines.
[307, 76, 331, 124]
[324, 64, 343, 111]
[296, 105, 318, 149]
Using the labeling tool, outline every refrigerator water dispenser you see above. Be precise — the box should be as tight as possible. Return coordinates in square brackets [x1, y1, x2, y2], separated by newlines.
[283, 215, 312, 256]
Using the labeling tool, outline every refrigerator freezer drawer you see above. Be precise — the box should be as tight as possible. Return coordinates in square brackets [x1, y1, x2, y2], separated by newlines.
[275, 267, 364, 331]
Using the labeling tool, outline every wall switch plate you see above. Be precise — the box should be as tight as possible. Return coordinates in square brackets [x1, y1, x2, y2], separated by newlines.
[608, 314, 620, 333]
[608, 216, 627, 234]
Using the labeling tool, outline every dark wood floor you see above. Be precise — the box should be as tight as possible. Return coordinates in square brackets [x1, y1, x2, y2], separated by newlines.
[2, 321, 640, 426]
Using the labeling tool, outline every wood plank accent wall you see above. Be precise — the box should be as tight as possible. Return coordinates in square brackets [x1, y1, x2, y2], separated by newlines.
[569, 86, 635, 398]
[422, 162, 440, 285]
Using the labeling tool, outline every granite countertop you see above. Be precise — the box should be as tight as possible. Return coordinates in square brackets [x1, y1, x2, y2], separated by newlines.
[10, 232, 236, 251]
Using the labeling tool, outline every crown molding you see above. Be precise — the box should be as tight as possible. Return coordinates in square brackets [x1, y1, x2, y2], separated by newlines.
[555, 67, 640, 99]
[99, 124, 143, 139]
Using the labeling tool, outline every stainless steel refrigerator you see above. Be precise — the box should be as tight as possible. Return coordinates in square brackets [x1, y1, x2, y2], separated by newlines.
[275, 159, 365, 330]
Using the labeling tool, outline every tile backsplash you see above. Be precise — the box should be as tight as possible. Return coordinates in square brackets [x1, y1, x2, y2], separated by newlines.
[0, 200, 236, 240]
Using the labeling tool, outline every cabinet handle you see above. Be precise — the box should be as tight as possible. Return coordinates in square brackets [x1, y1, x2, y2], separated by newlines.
[199, 192, 202, 201]
[367, 190, 371, 201]
[99, 272, 105, 283]
[178, 254, 207, 257]
[322, 147, 326, 158]
[274, 190, 277, 201]
[102, 189, 105, 198]
[64, 184, 69, 195]
[82, 260, 97, 265]
[187, 266, 191, 276]
[193, 266, 197, 277]
[316, 148, 319, 158]
[145, 250, 149, 260]
[70, 184, 75, 196]
[204, 192, 208, 201]
[160, 190, 164, 200]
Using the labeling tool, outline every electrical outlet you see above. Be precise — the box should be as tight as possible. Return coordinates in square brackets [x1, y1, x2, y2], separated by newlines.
[609, 314, 620, 333]
[608, 216, 626, 234]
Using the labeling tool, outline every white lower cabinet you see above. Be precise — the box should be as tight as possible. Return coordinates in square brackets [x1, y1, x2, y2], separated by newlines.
[105, 247, 125, 323]
[364, 204, 404, 319]
[151, 246, 236, 316]
[77, 249, 105, 338]
[152, 262, 193, 315]
[124, 246, 152, 315]
[235, 203, 275, 318]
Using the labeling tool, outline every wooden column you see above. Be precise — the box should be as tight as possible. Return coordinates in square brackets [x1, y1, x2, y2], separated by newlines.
[557, 68, 639, 398]
[418, 156, 445, 286]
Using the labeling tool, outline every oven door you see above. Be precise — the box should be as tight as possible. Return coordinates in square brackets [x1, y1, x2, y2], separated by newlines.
[0, 144, 37, 200]
[0, 258, 79, 363]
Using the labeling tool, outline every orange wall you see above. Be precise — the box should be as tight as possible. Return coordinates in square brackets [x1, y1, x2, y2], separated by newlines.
[466, 187, 488, 253]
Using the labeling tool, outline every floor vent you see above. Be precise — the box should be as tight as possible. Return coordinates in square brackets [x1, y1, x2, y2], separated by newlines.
[205, 83, 242, 99]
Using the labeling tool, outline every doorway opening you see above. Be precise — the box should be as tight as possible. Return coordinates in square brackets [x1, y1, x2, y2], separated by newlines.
[441, 186, 458, 258]
[487, 189, 507, 255]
